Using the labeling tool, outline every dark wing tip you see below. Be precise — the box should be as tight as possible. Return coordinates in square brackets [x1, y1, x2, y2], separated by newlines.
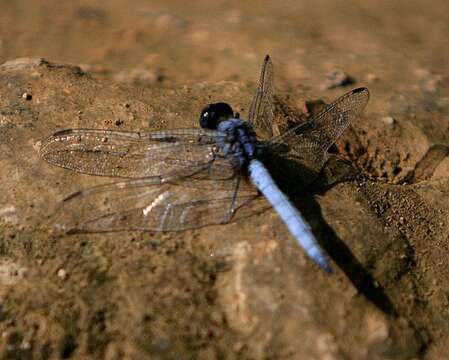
[40, 129, 74, 152]
[352, 87, 369, 95]
[264, 54, 271, 61]
[51, 128, 75, 137]
[353, 87, 370, 104]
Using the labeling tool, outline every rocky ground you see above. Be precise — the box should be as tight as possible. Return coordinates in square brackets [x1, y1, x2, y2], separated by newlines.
[0, 1, 448, 359]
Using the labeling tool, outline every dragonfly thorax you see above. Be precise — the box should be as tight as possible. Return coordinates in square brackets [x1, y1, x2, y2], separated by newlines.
[217, 118, 259, 168]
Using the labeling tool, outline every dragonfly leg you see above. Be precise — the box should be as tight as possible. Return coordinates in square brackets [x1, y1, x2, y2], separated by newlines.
[222, 175, 242, 223]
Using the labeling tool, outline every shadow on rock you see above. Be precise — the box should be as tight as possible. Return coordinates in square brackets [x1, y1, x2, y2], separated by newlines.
[290, 157, 399, 316]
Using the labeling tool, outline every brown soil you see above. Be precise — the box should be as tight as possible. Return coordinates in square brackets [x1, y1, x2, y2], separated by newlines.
[0, 1, 448, 359]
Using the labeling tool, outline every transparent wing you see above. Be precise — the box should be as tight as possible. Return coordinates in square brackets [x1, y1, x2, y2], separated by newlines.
[268, 87, 370, 173]
[53, 177, 268, 233]
[248, 55, 275, 137]
[40, 128, 236, 180]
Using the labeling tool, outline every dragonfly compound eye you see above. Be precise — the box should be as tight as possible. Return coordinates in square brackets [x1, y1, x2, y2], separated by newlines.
[199, 102, 234, 129]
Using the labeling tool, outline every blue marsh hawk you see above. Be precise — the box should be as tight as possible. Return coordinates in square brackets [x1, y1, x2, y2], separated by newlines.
[40, 55, 369, 273]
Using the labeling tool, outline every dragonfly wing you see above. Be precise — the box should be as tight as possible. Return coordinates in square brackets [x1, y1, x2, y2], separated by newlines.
[268, 87, 370, 172]
[248, 55, 275, 137]
[40, 128, 235, 180]
[54, 176, 265, 233]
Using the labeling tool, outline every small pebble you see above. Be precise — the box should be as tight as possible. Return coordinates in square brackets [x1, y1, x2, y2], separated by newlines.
[20, 340, 31, 350]
[22, 92, 32, 100]
[57, 268, 68, 280]
[381, 116, 395, 125]
[424, 77, 441, 93]
[365, 73, 379, 83]
[17, 268, 28, 278]
[322, 69, 354, 89]
[149, 239, 160, 250]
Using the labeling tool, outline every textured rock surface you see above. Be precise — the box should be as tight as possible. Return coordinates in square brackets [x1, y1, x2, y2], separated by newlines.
[0, 1, 448, 359]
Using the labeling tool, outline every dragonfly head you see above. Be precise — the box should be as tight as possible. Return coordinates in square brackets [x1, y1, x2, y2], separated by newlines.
[199, 102, 234, 129]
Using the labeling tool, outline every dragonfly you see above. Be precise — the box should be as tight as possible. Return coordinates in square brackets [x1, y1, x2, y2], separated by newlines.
[40, 55, 369, 273]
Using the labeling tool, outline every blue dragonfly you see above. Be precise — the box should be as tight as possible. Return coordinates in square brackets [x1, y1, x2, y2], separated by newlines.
[40, 55, 369, 273]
